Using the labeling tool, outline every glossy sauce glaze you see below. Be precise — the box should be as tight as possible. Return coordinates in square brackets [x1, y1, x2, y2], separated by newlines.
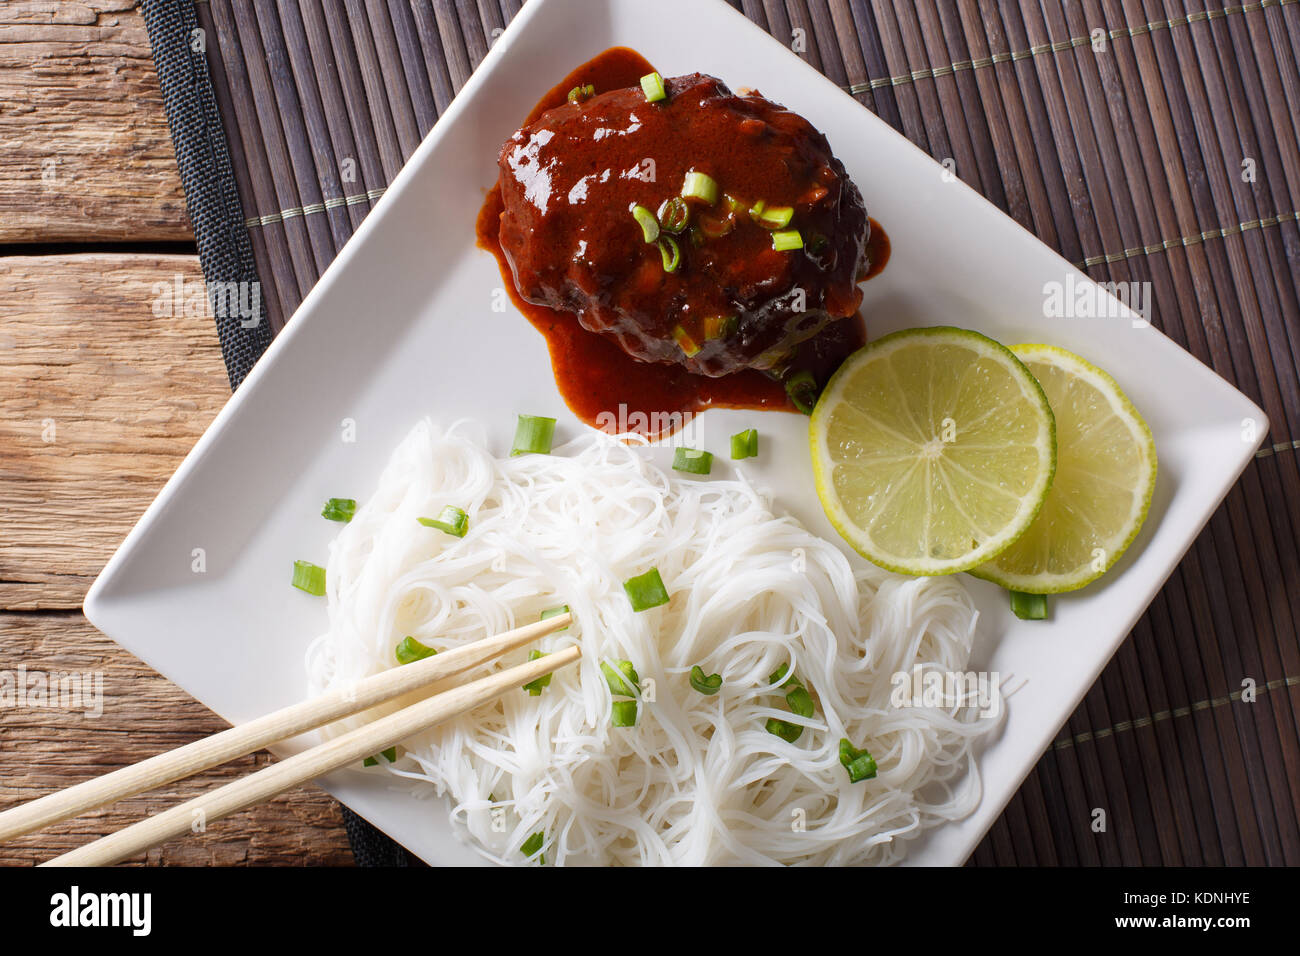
[477, 47, 887, 439]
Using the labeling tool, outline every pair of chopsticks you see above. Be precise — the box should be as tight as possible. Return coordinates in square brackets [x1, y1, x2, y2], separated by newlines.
[0, 613, 577, 867]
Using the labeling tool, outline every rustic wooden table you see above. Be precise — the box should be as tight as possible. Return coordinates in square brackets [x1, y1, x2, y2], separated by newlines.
[0, 1, 351, 865]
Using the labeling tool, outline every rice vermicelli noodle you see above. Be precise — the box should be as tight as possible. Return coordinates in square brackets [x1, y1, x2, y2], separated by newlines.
[305, 419, 1002, 865]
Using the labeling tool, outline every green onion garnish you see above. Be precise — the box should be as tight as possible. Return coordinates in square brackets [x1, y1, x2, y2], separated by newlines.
[321, 497, 357, 523]
[748, 199, 766, 221]
[521, 830, 545, 863]
[730, 428, 758, 459]
[623, 568, 670, 611]
[640, 71, 666, 102]
[364, 746, 399, 767]
[567, 84, 594, 104]
[672, 325, 701, 358]
[756, 205, 794, 229]
[672, 447, 713, 475]
[697, 212, 735, 239]
[689, 665, 723, 695]
[784, 369, 818, 415]
[786, 686, 815, 719]
[839, 739, 878, 783]
[522, 649, 551, 696]
[657, 196, 689, 233]
[511, 414, 556, 456]
[601, 659, 641, 697]
[658, 235, 681, 273]
[723, 194, 747, 215]
[395, 636, 436, 665]
[631, 204, 660, 243]
[418, 505, 469, 538]
[771, 228, 803, 251]
[611, 700, 639, 727]
[541, 605, 570, 631]
[1010, 591, 1048, 620]
[681, 170, 719, 205]
[768, 663, 803, 688]
[291, 560, 326, 596]
[701, 314, 736, 340]
[765, 717, 803, 743]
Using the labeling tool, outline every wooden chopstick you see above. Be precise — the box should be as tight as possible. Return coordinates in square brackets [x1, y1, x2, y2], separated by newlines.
[0, 612, 571, 845]
[43, 644, 581, 867]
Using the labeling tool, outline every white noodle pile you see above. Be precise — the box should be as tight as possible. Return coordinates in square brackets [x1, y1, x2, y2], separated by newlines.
[305, 419, 1002, 866]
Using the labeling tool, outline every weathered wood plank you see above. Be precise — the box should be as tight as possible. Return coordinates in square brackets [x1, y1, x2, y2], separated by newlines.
[0, 254, 229, 610]
[0, 1, 190, 242]
[0, 611, 354, 865]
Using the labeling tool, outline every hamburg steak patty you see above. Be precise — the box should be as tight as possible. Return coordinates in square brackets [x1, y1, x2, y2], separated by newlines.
[494, 73, 870, 377]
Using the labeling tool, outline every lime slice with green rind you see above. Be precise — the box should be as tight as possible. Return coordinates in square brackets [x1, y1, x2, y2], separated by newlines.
[810, 327, 1057, 576]
[970, 344, 1156, 593]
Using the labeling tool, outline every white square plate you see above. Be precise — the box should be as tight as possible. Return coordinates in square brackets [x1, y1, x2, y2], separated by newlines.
[85, 0, 1266, 865]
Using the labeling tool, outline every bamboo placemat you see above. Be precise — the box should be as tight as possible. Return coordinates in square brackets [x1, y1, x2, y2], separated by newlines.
[152, 0, 1300, 865]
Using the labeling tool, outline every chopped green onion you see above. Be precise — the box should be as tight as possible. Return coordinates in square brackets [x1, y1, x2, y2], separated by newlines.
[765, 717, 803, 743]
[657, 196, 690, 233]
[771, 228, 804, 251]
[697, 211, 735, 239]
[631, 204, 660, 243]
[364, 746, 399, 767]
[291, 560, 326, 596]
[672, 447, 713, 475]
[321, 497, 357, 523]
[521, 830, 545, 863]
[839, 738, 878, 783]
[672, 325, 701, 358]
[768, 663, 803, 689]
[418, 505, 469, 538]
[623, 568, 670, 611]
[1011, 591, 1048, 620]
[511, 413, 556, 456]
[730, 428, 758, 459]
[658, 235, 680, 273]
[567, 84, 594, 104]
[681, 170, 719, 205]
[395, 636, 436, 665]
[601, 659, 640, 697]
[611, 699, 638, 727]
[689, 665, 723, 695]
[756, 205, 794, 229]
[640, 71, 666, 102]
[723, 193, 747, 215]
[541, 605, 570, 631]
[784, 369, 818, 415]
[748, 199, 766, 221]
[786, 686, 815, 719]
[522, 649, 551, 696]
[701, 314, 737, 340]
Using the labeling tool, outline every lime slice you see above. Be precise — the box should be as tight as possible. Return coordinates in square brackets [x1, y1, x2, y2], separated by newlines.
[971, 344, 1156, 593]
[810, 327, 1056, 575]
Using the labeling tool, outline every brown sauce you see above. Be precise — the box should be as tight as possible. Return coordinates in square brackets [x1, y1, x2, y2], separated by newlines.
[476, 47, 887, 440]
